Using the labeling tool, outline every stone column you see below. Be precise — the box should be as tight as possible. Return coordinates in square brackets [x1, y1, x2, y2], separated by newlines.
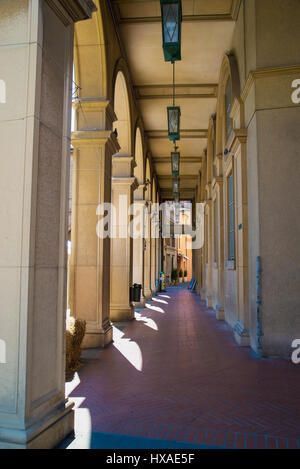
[205, 200, 213, 307]
[132, 185, 146, 307]
[150, 203, 159, 294]
[70, 122, 119, 348]
[213, 177, 225, 321]
[0, 0, 95, 449]
[143, 200, 152, 299]
[192, 247, 197, 283]
[156, 237, 160, 288]
[110, 155, 138, 321]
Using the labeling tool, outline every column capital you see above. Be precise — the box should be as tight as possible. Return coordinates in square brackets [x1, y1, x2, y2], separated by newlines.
[134, 184, 146, 200]
[112, 153, 134, 178]
[73, 100, 117, 131]
[46, 0, 96, 24]
[112, 177, 139, 191]
[133, 197, 147, 205]
[212, 176, 224, 190]
[71, 130, 120, 153]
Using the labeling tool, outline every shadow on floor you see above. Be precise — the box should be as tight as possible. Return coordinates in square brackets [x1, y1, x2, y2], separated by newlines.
[59, 430, 224, 449]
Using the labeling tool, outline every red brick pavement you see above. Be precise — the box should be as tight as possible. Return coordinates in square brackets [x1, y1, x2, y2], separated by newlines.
[68, 286, 300, 449]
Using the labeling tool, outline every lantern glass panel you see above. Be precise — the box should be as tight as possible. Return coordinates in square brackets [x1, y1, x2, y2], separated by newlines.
[167, 106, 180, 141]
[173, 178, 179, 194]
[169, 108, 178, 133]
[162, 3, 179, 44]
[171, 152, 180, 177]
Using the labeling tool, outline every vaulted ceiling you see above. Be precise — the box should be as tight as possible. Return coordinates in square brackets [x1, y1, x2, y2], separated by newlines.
[111, 0, 241, 200]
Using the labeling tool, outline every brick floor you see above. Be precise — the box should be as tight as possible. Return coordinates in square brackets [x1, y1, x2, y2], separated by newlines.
[67, 286, 300, 449]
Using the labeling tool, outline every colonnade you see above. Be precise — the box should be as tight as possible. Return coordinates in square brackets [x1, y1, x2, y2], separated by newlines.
[1, 0, 300, 450]
[0, 0, 160, 448]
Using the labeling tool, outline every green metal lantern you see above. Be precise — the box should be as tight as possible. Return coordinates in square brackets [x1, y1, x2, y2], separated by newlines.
[167, 106, 181, 142]
[171, 151, 180, 177]
[173, 177, 180, 196]
[160, 0, 182, 63]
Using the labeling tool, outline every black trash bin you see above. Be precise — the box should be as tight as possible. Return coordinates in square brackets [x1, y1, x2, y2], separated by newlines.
[133, 283, 142, 302]
[130, 285, 134, 302]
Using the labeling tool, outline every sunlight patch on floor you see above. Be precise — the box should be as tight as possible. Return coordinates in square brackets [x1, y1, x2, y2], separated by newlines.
[113, 326, 143, 371]
[66, 372, 81, 397]
[145, 303, 165, 313]
[151, 297, 168, 304]
[135, 312, 158, 331]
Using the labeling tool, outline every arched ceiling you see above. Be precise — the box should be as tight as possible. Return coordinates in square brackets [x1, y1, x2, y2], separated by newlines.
[110, 0, 241, 200]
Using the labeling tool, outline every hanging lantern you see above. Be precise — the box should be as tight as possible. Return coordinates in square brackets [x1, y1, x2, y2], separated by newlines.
[167, 106, 181, 142]
[160, 0, 182, 63]
[171, 151, 180, 177]
[173, 177, 180, 196]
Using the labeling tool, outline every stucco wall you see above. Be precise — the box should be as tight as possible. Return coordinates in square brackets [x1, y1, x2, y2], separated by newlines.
[257, 107, 300, 356]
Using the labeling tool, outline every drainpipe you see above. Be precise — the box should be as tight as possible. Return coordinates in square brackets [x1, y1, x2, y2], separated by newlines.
[256, 256, 263, 353]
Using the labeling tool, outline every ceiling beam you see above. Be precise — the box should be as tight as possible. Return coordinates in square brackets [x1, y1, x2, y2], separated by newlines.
[111, 0, 242, 23]
[146, 129, 208, 139]
[160, 189, 196, 198]
[111, 0, 242, 24]
[159, 175, 198, 181]
[153, 156, 202, 164]
[118, 15, 234, 24]
[135, 84, 218, 100]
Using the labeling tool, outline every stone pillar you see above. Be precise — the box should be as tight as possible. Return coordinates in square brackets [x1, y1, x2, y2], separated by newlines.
[213, 178, 225, 321]
[132, 186, 146, 307]
[143, 200, 152, 299]
[194, 242, 203, 296]
[192, 247, 197, 283]
[150, 239, 156, 294]
[150, 205, 158, 294]
[110, 155, 138, 321]
[156, 237, 160, 288]
[70, 123, 119, 348]
[0, 0, 95, 449]
[205, 200, 213, 307]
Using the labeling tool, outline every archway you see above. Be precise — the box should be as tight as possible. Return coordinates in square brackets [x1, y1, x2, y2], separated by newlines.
[151, 178, 157, 292]
[113, 70, 131, 155]
[132, 127, 146, 302]
[134, 126, 144, 185]
[215, 54, 250, 343]
[143, 157, 152, 299]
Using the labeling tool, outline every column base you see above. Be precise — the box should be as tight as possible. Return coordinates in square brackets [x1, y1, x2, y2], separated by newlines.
[206, 294, 212, 308]
[0, 401, 74, 449]
[110, 305, 134, 322]
[82, 321, 113, 349]
[143, 289, 152, 300]
[133, 298, 146, 309]
[215, 304, 225, 321]
[234, 321, 250, 347]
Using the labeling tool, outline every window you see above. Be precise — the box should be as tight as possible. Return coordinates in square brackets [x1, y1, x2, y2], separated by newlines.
[225, 79, 232, 141]
[214, 199, 218, 263]
[228, 172, 234, 261]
